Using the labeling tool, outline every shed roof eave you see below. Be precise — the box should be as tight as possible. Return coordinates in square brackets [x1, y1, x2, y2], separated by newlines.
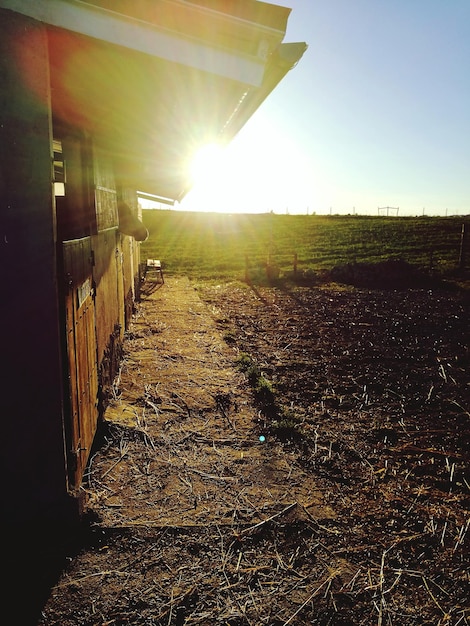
[1, 0, 307, 204]
[122, 42, 308, 202]
[0, 0, 288, 86]
[170, 41, 308, 203]
[220, 41, 308, 143]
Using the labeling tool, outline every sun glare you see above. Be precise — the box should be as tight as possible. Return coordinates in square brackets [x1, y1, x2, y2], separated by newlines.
[190, 143, 225, 187]
[182, 117, 322, 214]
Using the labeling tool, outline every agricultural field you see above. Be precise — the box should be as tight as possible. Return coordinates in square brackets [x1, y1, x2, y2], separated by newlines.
[35, 213, 469, 625]
[141, 210, 469, 281]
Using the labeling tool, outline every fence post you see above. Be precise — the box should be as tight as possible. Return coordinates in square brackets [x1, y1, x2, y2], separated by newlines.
[429, 249, 434, 273]
[293, 252, 298, 275]
[459, 223, 466, 270]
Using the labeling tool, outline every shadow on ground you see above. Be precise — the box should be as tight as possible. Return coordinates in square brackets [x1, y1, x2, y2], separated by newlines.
[2, 520, 92, 624]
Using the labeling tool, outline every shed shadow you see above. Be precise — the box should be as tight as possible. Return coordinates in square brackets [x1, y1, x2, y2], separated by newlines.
[2, 516, 96, 625]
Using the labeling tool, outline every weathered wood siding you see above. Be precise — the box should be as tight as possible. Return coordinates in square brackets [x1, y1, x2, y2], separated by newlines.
[92, 146, 123, 362]
[1, 9, 147, 524]
[92, 229, 123, 361]
[120, 188, 142, 323]
[0, 11, 73, 523]
[62, 238, 99, 489]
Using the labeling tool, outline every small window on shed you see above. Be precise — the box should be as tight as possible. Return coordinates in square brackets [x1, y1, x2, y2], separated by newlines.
[54, 131, 96, 241]
[53, 139, 65, 197]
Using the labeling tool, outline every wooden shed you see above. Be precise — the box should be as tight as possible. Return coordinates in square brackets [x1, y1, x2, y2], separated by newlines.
[0, 0, 306, 526]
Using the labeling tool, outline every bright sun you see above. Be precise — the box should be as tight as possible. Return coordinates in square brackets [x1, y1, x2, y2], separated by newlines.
[183, 118, 320, 214]
[190, 143, 225, 187]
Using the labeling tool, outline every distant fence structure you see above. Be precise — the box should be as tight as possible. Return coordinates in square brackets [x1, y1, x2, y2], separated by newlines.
[378, 206, 399, 217]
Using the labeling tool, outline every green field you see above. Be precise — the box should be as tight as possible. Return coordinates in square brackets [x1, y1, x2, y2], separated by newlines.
[141, 210, 469, 281]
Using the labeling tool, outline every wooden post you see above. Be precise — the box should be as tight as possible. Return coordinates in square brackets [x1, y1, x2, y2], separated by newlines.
[245, 254, 249, 282]
[459, 223, 466, 270]
[293, 252, 298, 274]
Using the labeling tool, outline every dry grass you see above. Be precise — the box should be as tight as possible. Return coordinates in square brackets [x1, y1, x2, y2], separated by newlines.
[40, 276, 470, 625]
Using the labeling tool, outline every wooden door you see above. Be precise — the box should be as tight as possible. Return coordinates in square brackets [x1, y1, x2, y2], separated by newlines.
[63, 239, 99, 489]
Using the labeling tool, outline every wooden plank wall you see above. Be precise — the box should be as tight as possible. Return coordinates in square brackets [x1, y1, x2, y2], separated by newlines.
[1, 9, 146, 523]
[62, 237, 99, 489]
[92, 145, 123, 361]
[92, 228, 123, 363]
[119, 187, 142, 322]
[0, 11, 73, 523]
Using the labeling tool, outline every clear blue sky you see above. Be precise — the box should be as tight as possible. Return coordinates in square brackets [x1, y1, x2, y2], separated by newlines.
[178, 0, 470, 216]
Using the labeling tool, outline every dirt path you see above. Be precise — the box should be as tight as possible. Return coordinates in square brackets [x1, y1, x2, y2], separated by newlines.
[40, 277, 337, 626]
[86, 276, 331, 528]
